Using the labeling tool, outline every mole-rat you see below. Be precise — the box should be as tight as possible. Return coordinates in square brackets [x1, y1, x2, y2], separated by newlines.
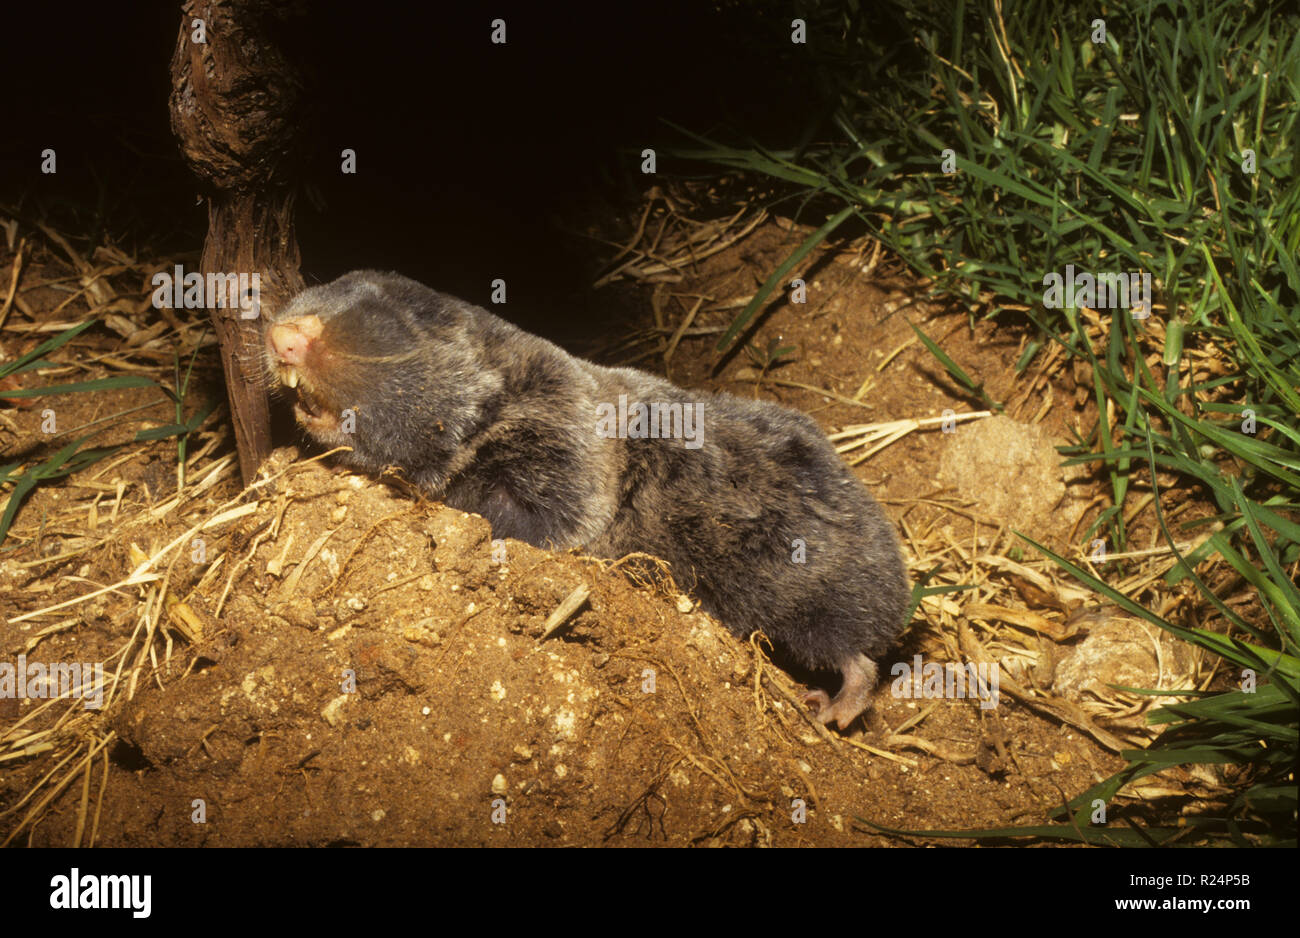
[264, 270, 909, 729]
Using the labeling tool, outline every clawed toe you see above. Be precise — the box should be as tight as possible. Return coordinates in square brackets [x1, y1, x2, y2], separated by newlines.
[802, 688, 832, 716]
[801, 688, 858, 729]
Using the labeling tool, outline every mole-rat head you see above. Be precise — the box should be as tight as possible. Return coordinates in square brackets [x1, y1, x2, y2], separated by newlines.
[263, 271, 438, 461]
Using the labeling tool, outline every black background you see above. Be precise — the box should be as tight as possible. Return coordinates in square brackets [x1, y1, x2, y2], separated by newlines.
[0, 0, 835, 339]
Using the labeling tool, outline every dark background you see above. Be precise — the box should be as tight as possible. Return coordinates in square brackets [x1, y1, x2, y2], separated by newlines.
[0, 0, 843, 338]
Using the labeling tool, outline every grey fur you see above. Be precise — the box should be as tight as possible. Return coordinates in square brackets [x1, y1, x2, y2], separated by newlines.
[265, 270, 910, 728]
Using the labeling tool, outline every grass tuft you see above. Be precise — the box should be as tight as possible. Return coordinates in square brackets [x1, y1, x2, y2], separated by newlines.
[671, 0, 1300, 843]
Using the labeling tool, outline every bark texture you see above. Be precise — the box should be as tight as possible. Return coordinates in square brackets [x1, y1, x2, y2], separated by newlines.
[169, 0, 309, 483]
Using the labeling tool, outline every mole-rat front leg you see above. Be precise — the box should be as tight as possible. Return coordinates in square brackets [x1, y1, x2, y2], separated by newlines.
[803, 653, 880, 730]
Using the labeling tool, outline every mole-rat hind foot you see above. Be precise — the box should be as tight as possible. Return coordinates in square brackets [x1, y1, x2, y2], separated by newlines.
[803, 654, 880, 730]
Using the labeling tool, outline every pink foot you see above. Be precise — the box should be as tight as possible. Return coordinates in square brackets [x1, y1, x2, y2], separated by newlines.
[802, 654, 879, 730]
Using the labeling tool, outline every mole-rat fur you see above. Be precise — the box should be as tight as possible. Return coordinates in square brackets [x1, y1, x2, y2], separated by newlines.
[264, 270, 909, 728]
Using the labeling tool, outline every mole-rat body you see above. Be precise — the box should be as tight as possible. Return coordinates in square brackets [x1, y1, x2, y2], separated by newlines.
[265, 270, 909, 728]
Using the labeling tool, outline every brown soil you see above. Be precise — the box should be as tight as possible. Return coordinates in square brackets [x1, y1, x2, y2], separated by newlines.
[0, 209, 1232, 846]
